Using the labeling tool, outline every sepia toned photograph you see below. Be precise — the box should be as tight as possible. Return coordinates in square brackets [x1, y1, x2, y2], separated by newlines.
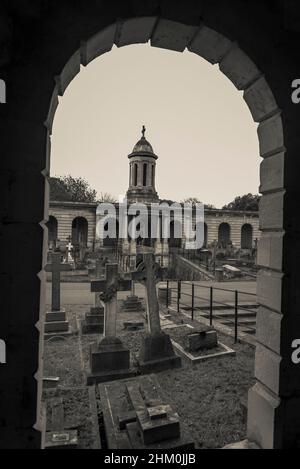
[1, 0, 300, 454]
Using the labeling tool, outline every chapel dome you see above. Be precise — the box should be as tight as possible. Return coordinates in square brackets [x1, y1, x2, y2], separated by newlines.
[128, 126, 158, 159]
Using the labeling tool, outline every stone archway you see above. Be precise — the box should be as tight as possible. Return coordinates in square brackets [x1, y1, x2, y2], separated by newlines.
[218, 222, 231, 248]
[44, 23, 287, 449]
[2, 3, 298, 450]
[72, 217, 88, 246]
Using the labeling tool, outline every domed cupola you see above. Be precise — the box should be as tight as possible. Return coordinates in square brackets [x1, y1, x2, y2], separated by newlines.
[127, 126, 159, 204]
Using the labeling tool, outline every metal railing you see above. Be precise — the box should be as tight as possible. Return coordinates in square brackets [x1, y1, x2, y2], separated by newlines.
[163, 280, 258, 343]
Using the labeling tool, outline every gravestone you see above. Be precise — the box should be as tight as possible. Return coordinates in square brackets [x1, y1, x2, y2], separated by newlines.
[44, 253, 72, 336]
[81, 302, 104, 335]
[132, 253, 181, 372]
[45, 398, 78, 450]
[82, 259, 106, 334]
[185, 326, 218, 352]
[121, 281, 144, 312]
[87, 264, 134, 384]
[99, 375, 194, 449]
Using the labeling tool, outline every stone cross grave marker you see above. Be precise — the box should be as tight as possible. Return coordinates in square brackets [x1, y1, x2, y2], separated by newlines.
[131, 253, 164, 334]
[45, 253, 72, 312]
[66, 241, 74, 263]
[131, 253, 181, 372]
[88, 263, 133, 384]
[91, 264, 132, 337]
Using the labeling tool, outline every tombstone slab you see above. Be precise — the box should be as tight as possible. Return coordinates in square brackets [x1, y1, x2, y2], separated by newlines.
[45, 430, 79, 450]
[98, 375, 194, 449]
[186, 328, 218, 352]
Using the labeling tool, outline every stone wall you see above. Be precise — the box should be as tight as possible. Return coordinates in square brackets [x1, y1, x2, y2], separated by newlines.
[49, 201, 97, 248]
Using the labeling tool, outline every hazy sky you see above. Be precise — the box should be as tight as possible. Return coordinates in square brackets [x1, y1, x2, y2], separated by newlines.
[51, 44, 260, 208]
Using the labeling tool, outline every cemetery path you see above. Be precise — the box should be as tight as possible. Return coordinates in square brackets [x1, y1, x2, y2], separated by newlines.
[46, 281, 256, 306]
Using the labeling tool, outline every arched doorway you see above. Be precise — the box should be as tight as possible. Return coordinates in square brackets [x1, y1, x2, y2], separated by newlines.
[47, 216, 58, 249]
[241, 224, 253, 249]
[168, 220, 182, 249]
[218, 223, 231, 248]
[3, 7, 291, 450]
[103, 218, 119, 248]
[72, 217, 88, 246]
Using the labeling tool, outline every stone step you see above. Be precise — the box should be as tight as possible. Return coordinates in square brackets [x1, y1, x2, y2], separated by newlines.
[220, 318, 257, 327]
[201, 309, 257, 319]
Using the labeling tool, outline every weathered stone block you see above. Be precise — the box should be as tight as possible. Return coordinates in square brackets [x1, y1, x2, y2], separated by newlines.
[244, 76, 278, 123]
[247, 383, 281, 449]
[137, 405, 180, 445]
[188, 26, 232, 64]
[46, 311, 66, 323]
[186, 329, 218, 352]
[151, 19, 198, 52]
[81, 24, 117, 66]
[219, 46, 261, 90]
[115, 17, 157, 47]
[260, 152, 285, 194]
[139, 332, 181, 372]
[90, 337, 130, 374]
[254, 344, 281, 395]
[255, 307, 282, 354]
[257, 270, 283, 313]
[258, 113, 284, 157]
[257, 232, 283, 271]
[44, 321, 69, 334]
[55, 51, 81, 97]
[259, 192, 284, 231]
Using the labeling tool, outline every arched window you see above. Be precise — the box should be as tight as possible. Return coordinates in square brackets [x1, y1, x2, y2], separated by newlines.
[241, 224, 253, 249]
[133, 163, 138, 186]
[204, 223, 208, 248]
[218, 223, 231, 248]
[47, 216, 58, 247]
[72, 217, 88, 246]
[143, 163, 147, 186]
[103, 218, 119, 248]
[169, 220, 182, 249]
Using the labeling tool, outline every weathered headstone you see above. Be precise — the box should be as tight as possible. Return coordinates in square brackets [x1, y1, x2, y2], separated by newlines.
[99, 375, 194, 449]
[185, 326, 218, 352]
[121, 281, 144, 312]
[87, 264, 133, 384]
[132, 253, 181, 372]
[45, 253, 72, 336]
[81, 302, 104, 335]
[45, 398, 79, 450]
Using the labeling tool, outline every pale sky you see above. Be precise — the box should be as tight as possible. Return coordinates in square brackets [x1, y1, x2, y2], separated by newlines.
[51, 44, 260, 208]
